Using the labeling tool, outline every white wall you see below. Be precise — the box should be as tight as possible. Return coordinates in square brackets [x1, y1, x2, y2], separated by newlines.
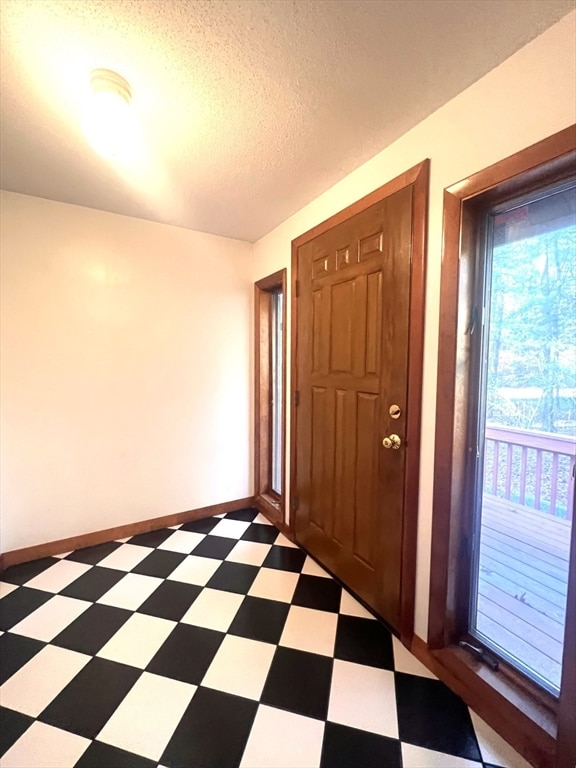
[0, 192, 253, 551]
[252, 11, 576, 639]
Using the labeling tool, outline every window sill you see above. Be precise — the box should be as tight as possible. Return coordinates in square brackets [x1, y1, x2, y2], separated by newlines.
[411, 637, 557, 768]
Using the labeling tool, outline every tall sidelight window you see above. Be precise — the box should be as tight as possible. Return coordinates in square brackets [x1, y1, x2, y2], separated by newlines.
[270, 289, 284, 495]
[469, 181, 575, 695]
[254, 270, 286, 524]
[429, 126, 576, 768]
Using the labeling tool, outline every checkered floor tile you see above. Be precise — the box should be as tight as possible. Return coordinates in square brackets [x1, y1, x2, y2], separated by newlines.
[0, 508, 531, 768]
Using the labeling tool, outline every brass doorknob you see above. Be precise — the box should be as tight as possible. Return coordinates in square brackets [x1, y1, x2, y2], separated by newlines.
[382, 434, 402, 450]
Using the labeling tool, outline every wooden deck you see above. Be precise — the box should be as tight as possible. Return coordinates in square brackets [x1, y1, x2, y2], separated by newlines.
[477, 494, 571, 691]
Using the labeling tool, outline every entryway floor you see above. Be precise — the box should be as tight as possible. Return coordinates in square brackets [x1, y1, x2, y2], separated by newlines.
[0, 507, 530, 768]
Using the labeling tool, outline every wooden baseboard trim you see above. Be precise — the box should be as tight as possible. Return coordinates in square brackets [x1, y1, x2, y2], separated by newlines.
[254, 495, 294, 541]
[410, 635, 555, 768]
[0, 496, 255, 571]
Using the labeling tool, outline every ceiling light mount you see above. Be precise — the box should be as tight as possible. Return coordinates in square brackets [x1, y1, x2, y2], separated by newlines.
[90, 68, 132, 105]
[83, 68, 135, 159]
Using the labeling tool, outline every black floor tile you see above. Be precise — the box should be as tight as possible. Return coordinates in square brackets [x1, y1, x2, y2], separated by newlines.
[60, 566, 125, 602]
[292, 573, 341, 612]
[64, 541, 122, 565]
[192, 535, 237, 560]
[138, 580, 201, 621]
[0, 632, 45, 684]
[334, 615, 394, 670]
[206, 562, 259, 594]
[147, 623, 224, 685]
[161, 687, 258, 768]
[261, 646, 333, 720]
[75, 740, 157, 768]
[320, 722, 402, 768]
[228, 596, 289, 644]
[241, 522, 279, 544]
[39, 657, 141, 739]
[180, 517, 220, 534]
[395, 671, 482, 760]
[0, 707, 34, 757]
[224, 508, 258, 522]
[262, 545, 306, 572]
[127, 528, 174, 548]
[0, 587, 52, 631]
[52, 603, 132, 656]
[1, 557, 60, 585]
[131, 549, 187, 578]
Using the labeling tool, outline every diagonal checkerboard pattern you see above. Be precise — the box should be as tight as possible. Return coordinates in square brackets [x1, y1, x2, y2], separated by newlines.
[0, 508, 531, 768]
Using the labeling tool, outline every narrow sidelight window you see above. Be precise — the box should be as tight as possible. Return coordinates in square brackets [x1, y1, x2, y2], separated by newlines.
[469, 181, 575, 695]
[254, 270, 287, 523]
[429, 127, 576, 767]
[270, 289, 284, 495]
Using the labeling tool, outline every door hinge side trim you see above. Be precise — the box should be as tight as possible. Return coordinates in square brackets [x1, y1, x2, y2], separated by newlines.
[293, 390, 300, 407]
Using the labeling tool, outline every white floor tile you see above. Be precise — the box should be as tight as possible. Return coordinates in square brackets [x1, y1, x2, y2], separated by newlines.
[53, 551, 72, 559]
[469, 710, 532, 768]
[0, 645, 90, 716]
[180, 588, 243, 632]
[402, 743, 483, 768]
[97, 672, 196, 761]
[202, 635, 275, 700]
[301, 556, 330, 578]
[167, 554, 222, 586]
[226, 540, 272, 567]
[0, 721, 90, 768]
[248, 567, 299, 603]
[97, 543, 150, 572]
[280, 605, 338, 656]
[0, 582, 18, 599]
[157, 530, 205, 554]
[209, 519, 251, 539]
[240, 704, 325, 768]
[254, 513, 273, 526]
[328, 659, 398, 739]
[97, 613, 176, 668]
[96, 573, 162, 610]
[25, 560, 92, 594]
[392, 636, 437, 679]
[10, 595, 90, 641]
[339, 589, 374, 619]
[274, 532, 297, 547]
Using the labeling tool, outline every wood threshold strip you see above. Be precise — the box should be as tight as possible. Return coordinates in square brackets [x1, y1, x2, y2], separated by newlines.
[0, 496, 255, 571]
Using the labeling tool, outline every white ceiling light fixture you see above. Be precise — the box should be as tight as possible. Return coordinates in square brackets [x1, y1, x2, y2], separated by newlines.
[83, 68, 134, 160]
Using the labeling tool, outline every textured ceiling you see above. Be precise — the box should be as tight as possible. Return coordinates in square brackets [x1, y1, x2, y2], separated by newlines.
[0, 0, 573, 242]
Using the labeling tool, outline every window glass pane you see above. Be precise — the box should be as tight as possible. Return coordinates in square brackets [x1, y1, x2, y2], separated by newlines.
[271, 290, 283, 495]
[471, 183, 576, 695]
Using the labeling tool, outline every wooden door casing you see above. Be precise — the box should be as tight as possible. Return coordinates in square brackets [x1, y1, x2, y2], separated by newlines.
[290, 161, 429, 640]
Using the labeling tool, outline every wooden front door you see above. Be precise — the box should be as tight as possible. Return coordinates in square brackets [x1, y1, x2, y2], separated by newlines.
[292, 164, 428, 634]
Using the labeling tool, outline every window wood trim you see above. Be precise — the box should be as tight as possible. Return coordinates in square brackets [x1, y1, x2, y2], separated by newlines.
[428, 125, 576, 768]
[254, 269, 287, 526]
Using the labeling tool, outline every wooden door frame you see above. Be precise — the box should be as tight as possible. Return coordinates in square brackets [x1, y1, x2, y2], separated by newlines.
[289, 159, 430, 644]
[254, 269, 287, 527]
